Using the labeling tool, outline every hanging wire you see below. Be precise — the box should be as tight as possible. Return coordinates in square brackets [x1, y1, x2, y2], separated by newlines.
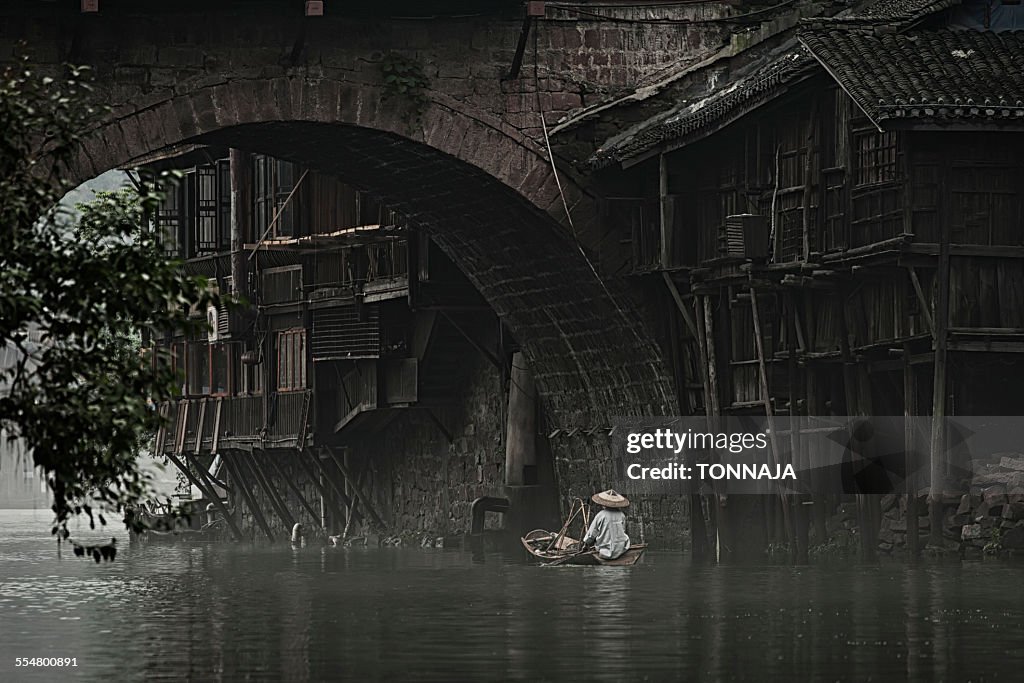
[532, 22, 665, 362]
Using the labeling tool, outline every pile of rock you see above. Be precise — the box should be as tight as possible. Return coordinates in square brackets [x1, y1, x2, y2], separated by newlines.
[956, 454, 1024, 556]
[826, 455, 1024, 557]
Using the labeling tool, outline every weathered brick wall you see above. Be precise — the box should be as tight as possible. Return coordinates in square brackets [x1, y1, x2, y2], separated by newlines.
[553, 434, 689, 548]
[0, 3, 732, 134]
[353, 355, 507, 538]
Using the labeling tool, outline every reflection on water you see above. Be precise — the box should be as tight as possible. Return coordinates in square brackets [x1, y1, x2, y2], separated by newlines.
[1, 509, 1023, 681]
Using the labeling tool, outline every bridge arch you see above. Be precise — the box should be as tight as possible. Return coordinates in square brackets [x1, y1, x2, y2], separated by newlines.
[65, 75, 677, 427]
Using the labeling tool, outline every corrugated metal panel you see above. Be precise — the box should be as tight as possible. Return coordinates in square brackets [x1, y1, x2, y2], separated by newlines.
[311, 305, 380, 360]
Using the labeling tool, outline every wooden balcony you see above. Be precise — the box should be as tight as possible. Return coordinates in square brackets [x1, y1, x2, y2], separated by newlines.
[156, 391, 311, 455]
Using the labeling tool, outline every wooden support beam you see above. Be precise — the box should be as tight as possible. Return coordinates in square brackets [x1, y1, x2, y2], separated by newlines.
[304, 449, 360, 518]
[750, 287, 793, 547]
[659, 153, 673, 269]
[439, 311, 501, 370]
[222, 452, 276, 542]
[194, 397, 208, 455]
[662, 272, 698, 340]
[166, 451, 245, 542]
[788, 293, 808, 563]
[702, 296, 721, 419]
[801, 101, 818, 263]
[183, 451, 231, 496]
[326, 447, 386, 530]
[295, 449, 350, 531]
[506, 14, 534, 80]
[907, 266, 934, 334]
[250, 451, 297, 530]
[342, 457, 370, 540]
[904, 341, 919, 560]
[175, 400, 190, 454]
[211, 398, 223, 454]
[928, 208, 952, 547]
[265, 454, 323, 530]
[688, 294, 714, 560]
[425, 409, 454, 444]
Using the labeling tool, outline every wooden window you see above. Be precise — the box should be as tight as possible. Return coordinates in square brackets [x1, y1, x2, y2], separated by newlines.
[254, 155, 298, 239]
[366, 240, 409, 282]
[854, 131, 898, 186]
[276, 329, 307, 392]
[188, 342, 210, 395]
[169, 342, 187, 396]
[184, 342, 233, 396]
[210, 343, 232, 396]
[157, 182, 183, 258]
[194, 164, 219, 254]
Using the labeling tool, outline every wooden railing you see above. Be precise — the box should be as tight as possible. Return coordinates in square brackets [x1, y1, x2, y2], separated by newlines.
[156, 391, 310, 454]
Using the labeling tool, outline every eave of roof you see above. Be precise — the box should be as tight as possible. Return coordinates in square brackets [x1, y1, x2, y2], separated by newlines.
[798, 28, 1024, 130]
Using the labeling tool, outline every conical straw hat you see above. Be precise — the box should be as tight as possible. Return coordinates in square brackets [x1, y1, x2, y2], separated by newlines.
[591, 489, 629, 508]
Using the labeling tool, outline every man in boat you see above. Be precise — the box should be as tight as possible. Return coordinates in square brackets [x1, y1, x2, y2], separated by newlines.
[581, 490, 630, 560]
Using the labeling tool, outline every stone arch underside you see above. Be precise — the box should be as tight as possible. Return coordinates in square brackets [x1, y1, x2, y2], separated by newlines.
[65, 77, 678, 427]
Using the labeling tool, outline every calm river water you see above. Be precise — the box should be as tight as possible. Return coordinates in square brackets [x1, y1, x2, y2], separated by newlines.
[1, 508, 1023, 682]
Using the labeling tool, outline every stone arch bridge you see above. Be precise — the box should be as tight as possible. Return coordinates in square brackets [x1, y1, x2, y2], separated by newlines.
[3, 0, 738, 543]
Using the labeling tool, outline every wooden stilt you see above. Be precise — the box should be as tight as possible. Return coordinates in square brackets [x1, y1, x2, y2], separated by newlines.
[929, 213, 952, 547]
[166, 451, 245, 541]
[295, 449, 350, 531]
[836, 286, 874, 560]
[702, 294, 723, 557]
[266, 453, 324, 529]
[904, 341, 920, 560]
[222, 452, 275, 542]
[342, 457, 370, 540]
[750, 286, 793, 548]
[664, 275, 709, 558]
[246, 451, 296, 530]
[326, 447, 386, 530]
[788, 294, 809, 563]
[304, 449, 361, 519]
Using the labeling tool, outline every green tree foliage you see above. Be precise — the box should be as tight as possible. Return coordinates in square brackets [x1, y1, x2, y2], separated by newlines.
[0, 56, 215, 536]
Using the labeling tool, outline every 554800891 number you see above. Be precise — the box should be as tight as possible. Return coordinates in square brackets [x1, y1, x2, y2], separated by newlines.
[14, 658, 77, 667]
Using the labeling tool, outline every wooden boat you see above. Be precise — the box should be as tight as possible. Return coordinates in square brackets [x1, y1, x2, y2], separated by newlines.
[521, 529, 647, 566]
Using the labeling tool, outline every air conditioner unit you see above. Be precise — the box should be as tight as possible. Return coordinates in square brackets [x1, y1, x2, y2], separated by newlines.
[206, 304, 220, 342]
[720, 214, 769, 259]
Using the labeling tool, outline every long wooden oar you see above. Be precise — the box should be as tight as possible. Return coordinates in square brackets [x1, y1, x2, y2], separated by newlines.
[542, 548, 596, 567]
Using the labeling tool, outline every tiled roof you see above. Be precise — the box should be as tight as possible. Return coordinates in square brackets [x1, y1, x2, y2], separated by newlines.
[809, 0, 961, 25]
[799, 29, 1024, 125]
[590, 48, 817, 167]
